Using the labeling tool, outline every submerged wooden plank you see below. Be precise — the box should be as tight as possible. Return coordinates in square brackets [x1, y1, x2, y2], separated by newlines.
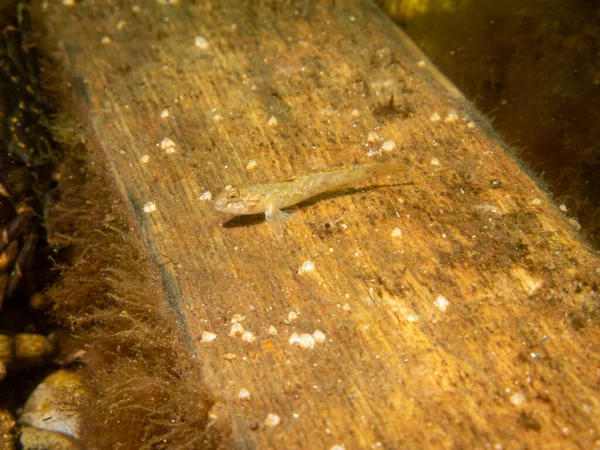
[44, 0, 599, 448]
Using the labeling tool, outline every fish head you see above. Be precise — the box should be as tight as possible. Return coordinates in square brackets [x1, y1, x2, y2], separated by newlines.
[214, 185, 263, 215]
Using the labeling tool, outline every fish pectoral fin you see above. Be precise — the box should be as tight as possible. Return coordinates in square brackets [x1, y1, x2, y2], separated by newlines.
[265, 201, 291, 238]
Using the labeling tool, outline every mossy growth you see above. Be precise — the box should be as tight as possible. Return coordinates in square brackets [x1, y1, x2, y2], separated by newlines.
[36, 25, 228, 450]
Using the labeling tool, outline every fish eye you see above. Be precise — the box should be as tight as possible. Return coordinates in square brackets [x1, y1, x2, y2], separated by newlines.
[226, 189, 240, 200]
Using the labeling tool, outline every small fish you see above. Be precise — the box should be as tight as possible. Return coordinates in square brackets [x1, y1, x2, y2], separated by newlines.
[214, 162, 409, 237]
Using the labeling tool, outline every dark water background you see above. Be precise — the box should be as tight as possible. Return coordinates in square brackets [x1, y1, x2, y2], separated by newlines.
[379, 0, 600, 248]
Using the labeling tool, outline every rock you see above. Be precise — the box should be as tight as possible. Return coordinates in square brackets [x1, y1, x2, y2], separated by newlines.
[19, 426, 82, 450]
[0, 334, 12, 366]
[0, 409, 16, 450]
[0, 274, 8, 312]
[29, 292, 52, 312]
[12, 333, 56, 368]
[18, 369, 85, 439]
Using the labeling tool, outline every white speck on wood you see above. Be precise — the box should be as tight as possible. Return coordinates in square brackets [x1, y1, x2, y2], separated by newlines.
[289, 332, 301, 346]
[430, 112, 441, 122]
[160, 109, 170, 118]
[230, 323, 244, 336]
[298, 261, 315, 275]
[143, 201, 157, 213]
[241, 331, 255, 343]
[313, 330, 326, 344]
[199, 191, 212, 201]
[246, 159, 258, 170]
[264, 413, 281, 427]
[140, 154, 150, 164]
[299, 333, 316, 349]
[382, 139, 396, 152]
[201, 331, 216, 342]
[160, 137, 176, 153]
[434, 294, 449, 312]
[238, 388, 251, 401]
[391, 227, 402, 237]
[510, 393, 526, 405]
[267, 116, 278, 126]
[402, 309, 418, 322]
[195, 36, 209, 49]
[445, 110, 459, 122]
[268, 325, 278, 335]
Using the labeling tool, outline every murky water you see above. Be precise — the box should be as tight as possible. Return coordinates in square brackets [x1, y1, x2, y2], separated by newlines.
[380, 0, 600, 248]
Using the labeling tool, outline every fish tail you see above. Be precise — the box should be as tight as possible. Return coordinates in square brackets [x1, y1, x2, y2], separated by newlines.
[313, 162, 409, 194]
[364, 162, 410, 178]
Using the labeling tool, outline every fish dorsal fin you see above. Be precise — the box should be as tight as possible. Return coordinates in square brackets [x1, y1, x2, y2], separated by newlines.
[284, 166, 348, 182]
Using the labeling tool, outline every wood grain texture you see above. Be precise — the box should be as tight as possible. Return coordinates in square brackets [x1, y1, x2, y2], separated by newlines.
[45, 1, 600, 448]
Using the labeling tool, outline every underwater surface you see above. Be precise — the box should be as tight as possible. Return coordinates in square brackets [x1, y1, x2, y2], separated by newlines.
[0, 1, 599, 448]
